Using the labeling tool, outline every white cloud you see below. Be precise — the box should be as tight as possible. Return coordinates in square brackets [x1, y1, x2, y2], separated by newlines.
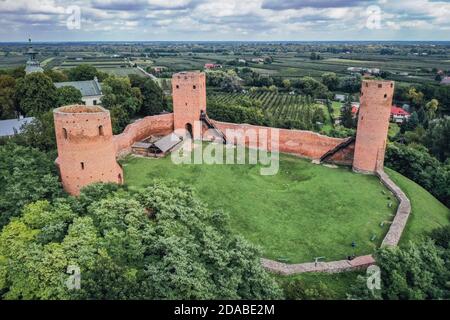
[0, 0, 66, 14]
[0, 0, 449, 40]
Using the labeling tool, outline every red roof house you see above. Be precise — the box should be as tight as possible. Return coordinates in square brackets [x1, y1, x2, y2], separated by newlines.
[350, 103, 360, 117]
[351, 104, 410, 123]
[204, 63, 222, 70]
[391, 106, 410, 123]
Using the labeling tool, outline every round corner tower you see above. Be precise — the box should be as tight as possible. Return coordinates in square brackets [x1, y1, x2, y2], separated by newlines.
[353, 80, 395, 174]
[53, 105, 123, 195]
[172, 71, 206, 139]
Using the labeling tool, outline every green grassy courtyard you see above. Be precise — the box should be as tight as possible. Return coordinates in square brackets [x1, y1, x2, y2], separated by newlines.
[122, 145, 404, 264]
[121, 143, 449, 298]
[278, 168, 450, 298]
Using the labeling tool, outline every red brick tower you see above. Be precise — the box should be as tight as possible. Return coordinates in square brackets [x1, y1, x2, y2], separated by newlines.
[353, 80, 395, 174]
[53, 105, 123, 195]
[172, 71, 206, 139]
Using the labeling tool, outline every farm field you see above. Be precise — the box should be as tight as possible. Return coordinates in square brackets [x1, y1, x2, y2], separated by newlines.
[208, 91, 330, 123]
[152, 55, 212, 71]
[141, 51, 450, 86]
[55, 64, 145, 77]
[122, 146, 399, 264]
[58, 57, 127, 68]
[1, 44, 449, 87]
[100, 67, 145, 77]
[0, 54, 47, 69]
[199, 51, 450, 85]
[139, 51, 446, 85]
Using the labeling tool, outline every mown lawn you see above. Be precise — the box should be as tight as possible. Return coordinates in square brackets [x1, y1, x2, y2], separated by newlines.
[122, 145, 449, 297]
[122, 145, 398, 263]
[276, 168, 449, 298]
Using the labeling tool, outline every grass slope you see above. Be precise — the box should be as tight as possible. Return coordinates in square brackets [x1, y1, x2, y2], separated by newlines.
[122, 147, 397, 263]
[278, 169, 449, 298]
[385, 168, 449, 244]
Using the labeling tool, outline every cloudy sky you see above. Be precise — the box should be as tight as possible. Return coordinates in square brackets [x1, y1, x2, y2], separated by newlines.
[0, 0, 449, 42]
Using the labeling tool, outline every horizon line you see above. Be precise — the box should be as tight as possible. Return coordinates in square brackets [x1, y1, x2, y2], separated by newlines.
[1, 40, 450, 44]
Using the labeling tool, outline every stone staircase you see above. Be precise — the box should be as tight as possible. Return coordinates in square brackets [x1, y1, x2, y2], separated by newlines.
[200, 111, 227, 144]
[319, 136, 355, 163]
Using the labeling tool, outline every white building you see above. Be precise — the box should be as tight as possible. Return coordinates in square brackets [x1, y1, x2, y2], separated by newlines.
[54, 77, 103, 105]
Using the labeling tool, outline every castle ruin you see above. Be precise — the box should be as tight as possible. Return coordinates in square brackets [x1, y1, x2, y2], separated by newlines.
[54, 72, 393, 195]
[172, 71, 207, 140]
[53, 105, 123, 195]
[353, 80, 395, 173]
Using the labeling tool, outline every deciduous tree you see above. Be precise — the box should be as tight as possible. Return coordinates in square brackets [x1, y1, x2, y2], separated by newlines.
[56, 86, 83, 107]
[0, 144, 63, 228]
[0, 181, 282, 300]
[15, 73, 57, 116]
[0, 75, 17, 119]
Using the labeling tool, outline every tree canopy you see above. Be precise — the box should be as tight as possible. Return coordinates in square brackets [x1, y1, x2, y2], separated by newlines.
[349, 231, 450, 300]
[128, 74, 166, 115]
[10, 111, 57, 153]
[321, 72, 340, 91]
[65, 65, 106, 82]
[0, 180, 282, 300]
[293, 77, 331, 99]
[0, 144, 63, 228]
[15, 73, 57, 116]
[0, 75, 16, 120]
[56, 86, 83, 107]
[424, 116, 450, 162]
[385, 142, 449, 207]
[101, 76, 142, 134]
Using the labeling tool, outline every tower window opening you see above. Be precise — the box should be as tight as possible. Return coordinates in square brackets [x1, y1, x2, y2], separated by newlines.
[81, 162, 85, 170]
[176, 85, 179, 89]
[378, 84, 382, 88]
[63, 128, 68, 139]
[99, 125, 104, 136]
[384, 94, 387, 98]
[193, 85, 196, 89]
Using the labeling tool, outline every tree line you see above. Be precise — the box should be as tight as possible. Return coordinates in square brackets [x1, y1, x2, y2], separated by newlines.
[0, 65, 168, 152]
